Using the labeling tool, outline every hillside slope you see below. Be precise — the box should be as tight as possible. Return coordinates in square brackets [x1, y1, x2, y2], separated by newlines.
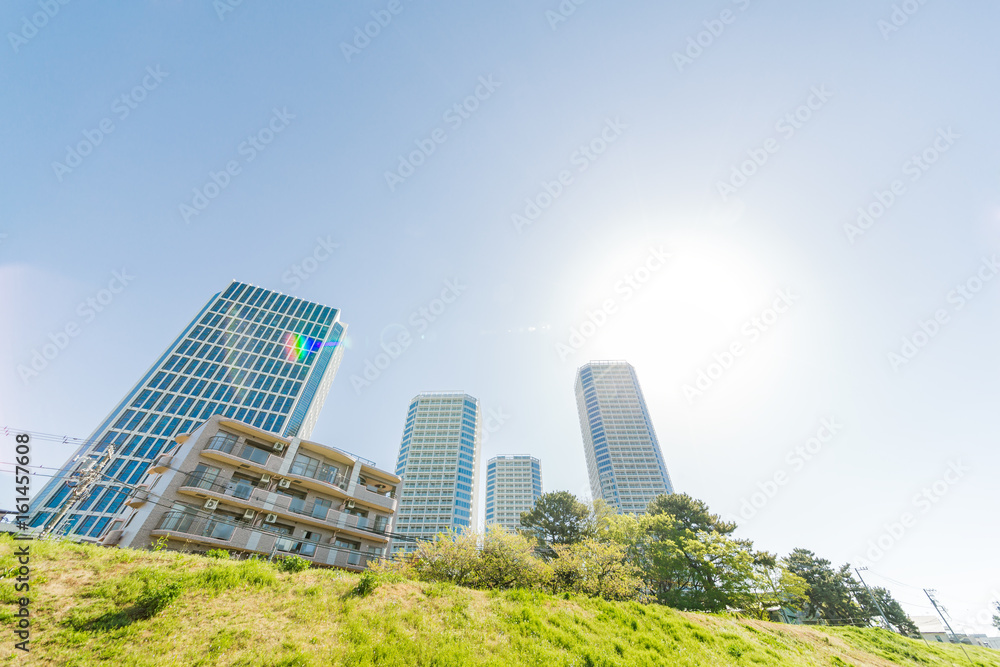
[1, 536, 996, 666]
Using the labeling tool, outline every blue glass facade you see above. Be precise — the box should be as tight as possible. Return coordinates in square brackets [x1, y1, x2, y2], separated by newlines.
[393, 392, 481, 552]
[576, 361, 673, 514]
[29, 281, 347, 538]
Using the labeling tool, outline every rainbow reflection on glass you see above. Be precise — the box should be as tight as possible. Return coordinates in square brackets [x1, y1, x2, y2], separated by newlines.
[282, 332, 325, 362]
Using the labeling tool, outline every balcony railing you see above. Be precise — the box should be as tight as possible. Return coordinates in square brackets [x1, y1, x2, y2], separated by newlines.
[286, 461, 350, 490]
[180, 471, 258, 501]
[153, 512, 382, 569]
[177, 473, 390, 540]
[205, 433, 273, 467]
[155, 511, 239, 542]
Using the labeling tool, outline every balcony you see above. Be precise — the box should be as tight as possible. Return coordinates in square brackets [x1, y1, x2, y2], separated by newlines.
[150, 453, 173, 474]
[177, 471, 390, 542]
[153, 511, 242, 544]
[124, 485, 150, 508]
[141, 508, 388, 570]
[178, 471, 258, 502]
[203, 433, 282, 473]
[284, 460, 350, 493]
[353, 486, 398, 513]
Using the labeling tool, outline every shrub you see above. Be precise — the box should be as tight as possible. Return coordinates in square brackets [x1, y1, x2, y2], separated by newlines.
[551, 539, 643, 601]
[135, 580, 183, 619]
[274, 555, 311, 573]
[350, 572, 380, 598]
[407, 526, 552, 591]
[206, 549, 231, 559]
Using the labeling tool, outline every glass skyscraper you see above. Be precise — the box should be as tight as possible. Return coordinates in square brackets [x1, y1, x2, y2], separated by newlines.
[485, 455, 542, 531]
[29, 280, 348, 539]
[392, 392, 481, 553]
[575, 361, 673, 514]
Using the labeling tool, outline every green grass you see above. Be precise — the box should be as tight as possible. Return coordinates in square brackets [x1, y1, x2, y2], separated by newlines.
[2, 535, 998, 666]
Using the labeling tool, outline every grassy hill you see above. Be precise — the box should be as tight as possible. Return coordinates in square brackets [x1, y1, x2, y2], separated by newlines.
[2, 535, 997, 666]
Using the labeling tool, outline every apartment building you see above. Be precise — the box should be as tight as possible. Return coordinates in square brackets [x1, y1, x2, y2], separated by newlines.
[392, 392, 481, 553]
[102, 414, 399, 570]
[485, 455, 542, 531]
[31, 280, 347, 537]
[575, 361, 674, 514]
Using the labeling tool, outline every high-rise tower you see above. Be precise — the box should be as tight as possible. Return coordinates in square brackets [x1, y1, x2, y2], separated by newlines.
[575, 361, 673, 513]
[392, 392, 481, 552]
[485, 455, 542, 532]
[30, 281, 347, 539]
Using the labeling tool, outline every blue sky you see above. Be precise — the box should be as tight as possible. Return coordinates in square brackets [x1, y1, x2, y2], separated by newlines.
[2, 0, 998, 633]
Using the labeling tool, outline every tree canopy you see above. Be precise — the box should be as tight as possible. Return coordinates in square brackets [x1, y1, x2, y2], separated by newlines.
[519, 491, 592, 545]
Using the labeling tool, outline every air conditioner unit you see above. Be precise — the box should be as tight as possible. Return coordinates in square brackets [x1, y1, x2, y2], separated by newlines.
[346, 500, 355, 509]
[264, 513, 278, 523]
[204, 498, 219, 510]
[243, 509, 256, 520]
[277, 478, 291, 489]
[259, 474, 271, 484]
[273, 442, 285, 452]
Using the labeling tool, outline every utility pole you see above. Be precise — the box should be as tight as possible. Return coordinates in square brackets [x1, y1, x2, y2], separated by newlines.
[924, 589, 975, 667]
[855, 567, 895, 633]
[38, 446, 115, 540]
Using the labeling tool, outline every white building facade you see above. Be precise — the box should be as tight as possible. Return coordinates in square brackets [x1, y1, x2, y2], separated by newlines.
[575, 361, 673, 514]
[392, 392, 481, 552]
[485, 455, 542, 531]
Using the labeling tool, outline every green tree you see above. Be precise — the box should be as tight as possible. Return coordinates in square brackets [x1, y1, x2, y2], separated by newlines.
[784, 550, 864, 625]
[519, 491, 591, 546]
[744, 554, 810, 620]
[993, 600, 1000, 631]
[606, 494, 774, 613]
[646, 493, 738, 536]
[854, 586, 919, 635]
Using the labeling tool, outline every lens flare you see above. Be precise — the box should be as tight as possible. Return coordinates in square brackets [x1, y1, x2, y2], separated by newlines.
[283, 333, 324, 362]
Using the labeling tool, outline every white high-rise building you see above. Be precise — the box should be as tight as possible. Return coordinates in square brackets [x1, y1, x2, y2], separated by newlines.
[392, 392, 481, 552]
[485, 455, 542, 532]
[575, 361, 673, 514]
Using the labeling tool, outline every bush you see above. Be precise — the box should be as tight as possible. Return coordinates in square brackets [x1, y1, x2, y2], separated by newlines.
[349, 572, 380, 598]
[135, 580, 183, 619]
[206, 549, 231, 559]
[274, 555, 311, 573]
[407, 526, 552, 591]
[551, 539, 643, 601]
